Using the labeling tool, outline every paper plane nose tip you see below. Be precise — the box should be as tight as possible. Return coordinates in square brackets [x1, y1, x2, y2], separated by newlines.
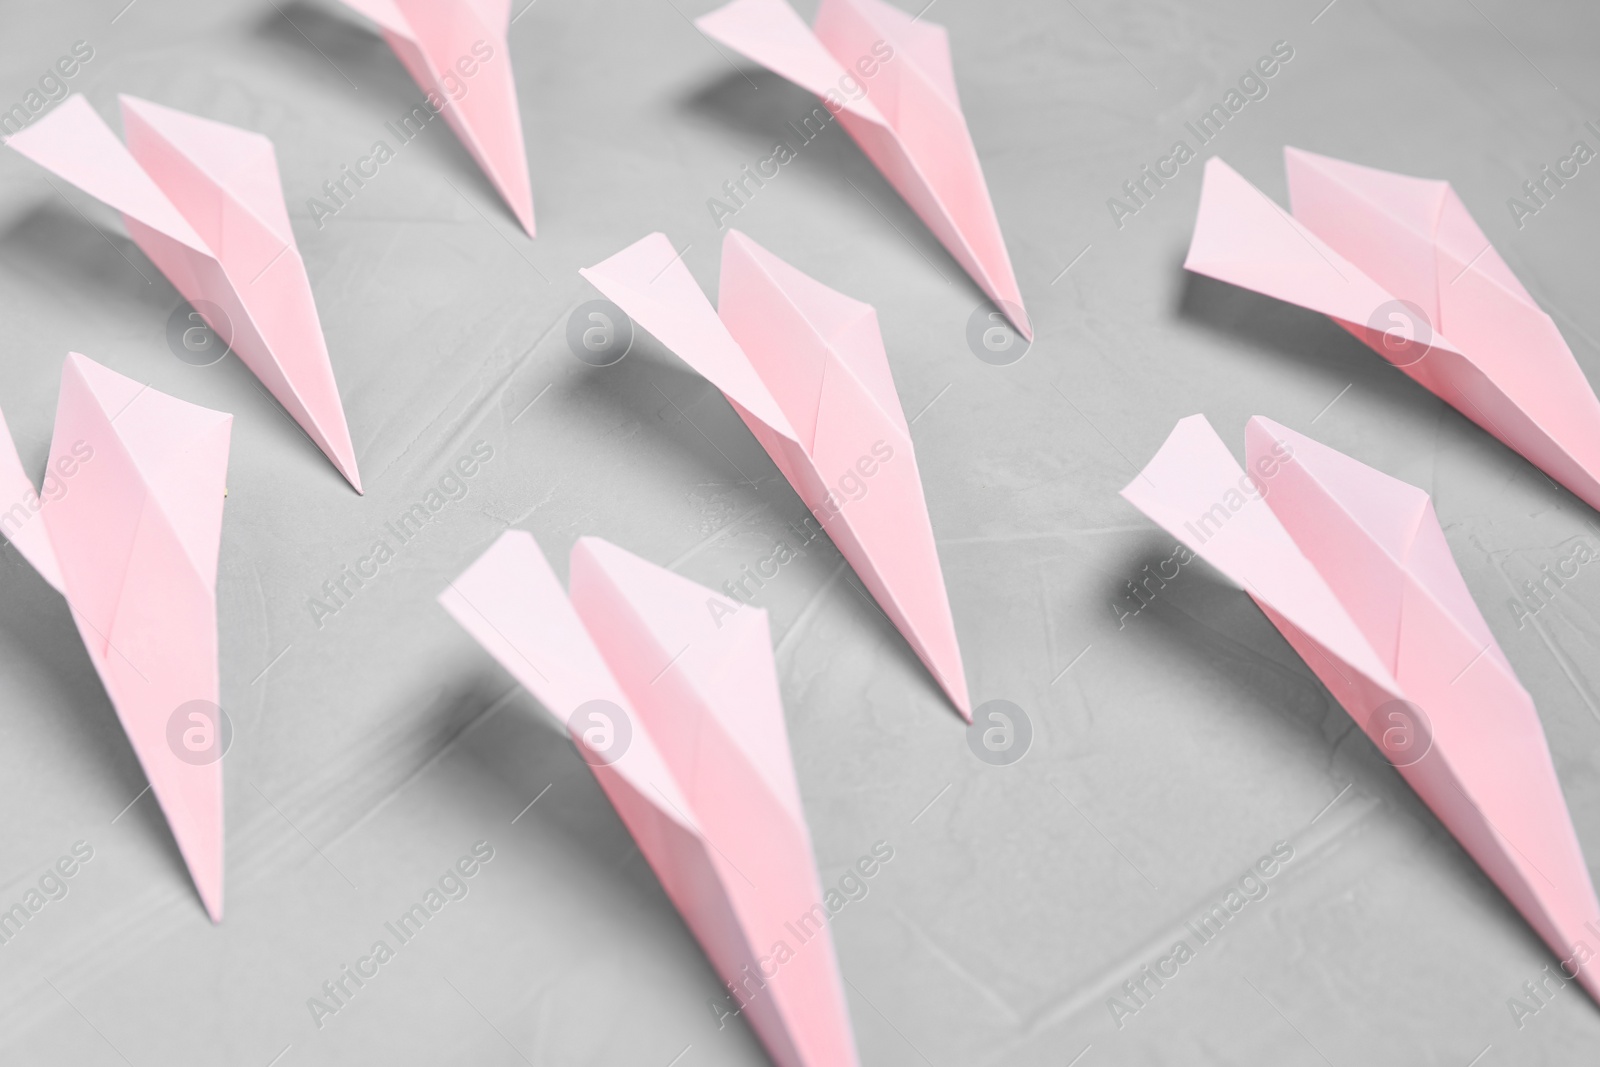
[198, 882, 223, 924]
[941, 677, 972, 722]
[332, 454, 363, 494]
[995, 299, 1031, 342]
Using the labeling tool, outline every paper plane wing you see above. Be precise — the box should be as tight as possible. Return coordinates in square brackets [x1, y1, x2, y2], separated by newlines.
[5, 95, 206, 251]
[1188, 153, 1600, 512]
[29, 354, 231, 922]
[118, 96, 362, 493]
[440, 532, 859, 1067]
[696, 0, 1029, 338]
[716, 230, 970, 717]
[1124, 414, 1600, 1001]
[7, 96, 362, 492]
[341, 0, 534, 236]
[578, 232, 797, 441]
[694, 0, 888, 126]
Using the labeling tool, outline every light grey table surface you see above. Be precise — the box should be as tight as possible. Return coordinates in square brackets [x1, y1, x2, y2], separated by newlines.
[1, 0, 1599, 1064]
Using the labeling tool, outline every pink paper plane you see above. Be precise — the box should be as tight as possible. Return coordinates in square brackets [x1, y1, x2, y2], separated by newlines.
[1186, 148, 1600, 512]
[5, 95, 362, 493]
[338, 0, 535, 236]
[0, 354, 232, 922]
[696, 0, 1030, 338]
[1123, 414, 1600, 1000]
[580, 230, 971, 719]
[440, 531, 859, 1066]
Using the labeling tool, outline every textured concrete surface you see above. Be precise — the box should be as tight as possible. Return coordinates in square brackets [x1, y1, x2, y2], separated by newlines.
[1, 0, 1600, 1064]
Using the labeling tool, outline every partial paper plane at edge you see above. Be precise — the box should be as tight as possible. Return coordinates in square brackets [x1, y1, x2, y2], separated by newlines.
[579, 229, 972, 720]
[5, 94, 362, 493]
[0, 353, 231, 922]
[336, 0, 535, 237]
[439, 530, 859, 1067]
[696, 0, 1030, 339]
[1185, 147, 1600, 513]
[1122, 413, 1600, 1002]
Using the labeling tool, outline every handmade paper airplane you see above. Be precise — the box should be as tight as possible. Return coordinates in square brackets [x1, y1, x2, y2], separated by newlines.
[0, 354, 231, 922]
[1123, 414, 1600, 1000]
[580, 230, 971, 718]
[440, 531, 859, 1066]
[696, 0, 1030, 338]
[337, 0, 535, 236]
[5, 95, 362, 492]
[1186, 148, 1600, 513]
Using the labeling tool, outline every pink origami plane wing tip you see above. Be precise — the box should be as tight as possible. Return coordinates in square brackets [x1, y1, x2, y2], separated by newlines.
[199, 875, 223, 923]
[331, 449, 363, 494]
[1006, 301, 1032, 342]
[509, 195, 534, 238]
[950, 684, 972, 721]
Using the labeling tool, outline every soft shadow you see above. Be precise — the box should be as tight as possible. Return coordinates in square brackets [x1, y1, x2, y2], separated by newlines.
[1102, 535, 1335, 734]
[444, 668, 773, 1059]
[0, 556, 193, 901]
[682, 66, 992, 311]
[0, 200, 178, 319]
[251, 0, 408, 98]
[452, 672, 638, 871]
[1172, 264, 1471, 433]
[582, 343, 781, 504]
[252, 0, 520, 233]
[1175, 266, 1374, 376]
[585, 347, 957, 718]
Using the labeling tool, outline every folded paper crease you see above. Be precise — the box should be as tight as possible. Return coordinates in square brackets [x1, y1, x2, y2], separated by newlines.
[580, 230, 971, 718]
[696, 0, 1029, 338]
[1123, 414, 1600, 1002]
[6, 95, 361, 492]
[1185, 149, 1600, 513]
[440, 531, 858, 1067]
[338, 0, 535, 237]
[0, 354, 231, 921]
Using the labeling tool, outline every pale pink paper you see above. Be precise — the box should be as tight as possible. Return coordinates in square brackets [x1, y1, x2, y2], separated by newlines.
[1123, 414, 1600, 1001]
[580, 230, 971, 719]
[338, 0, 535, 236]
[439, 531, 859, 1067]
[1185, 149, 1600, 512]
[6, 95, 362, 492]
[0, 354, 231, 922]
[696, 0, 1030, 338]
